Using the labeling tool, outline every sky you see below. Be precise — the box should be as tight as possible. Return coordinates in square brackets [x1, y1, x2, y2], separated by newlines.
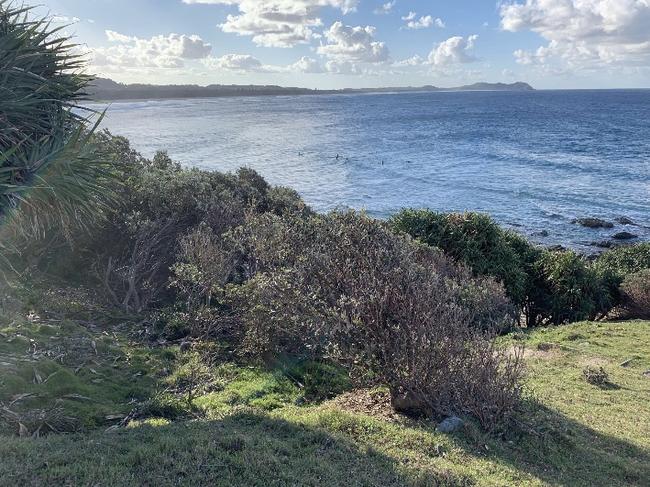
[35, 0, 650, 89]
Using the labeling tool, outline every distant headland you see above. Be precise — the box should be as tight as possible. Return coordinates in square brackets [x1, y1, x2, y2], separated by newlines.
[89, 78, 535, 101]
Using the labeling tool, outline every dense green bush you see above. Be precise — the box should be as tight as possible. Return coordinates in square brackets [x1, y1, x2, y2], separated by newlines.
[388, 209, 650, 325]
[595, 243, 650, 278]
[390, 210, 532, 310]
[526, 250, 614, 326]
[49, 133, 311, 312]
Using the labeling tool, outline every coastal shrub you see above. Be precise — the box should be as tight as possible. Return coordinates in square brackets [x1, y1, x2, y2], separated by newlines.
[37, 133, 311, 312]
[226, 210, 522, 430]
[592, 243, 650, 311]
[526, 250, 613, 326]
[389, 210, 531, 311]
[619, 270, 650, 319]
[594, 243, 650, 278]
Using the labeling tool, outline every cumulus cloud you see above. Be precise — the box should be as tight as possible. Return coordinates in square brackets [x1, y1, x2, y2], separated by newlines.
[393, 54, 424, 67]
[203, 53, 268, 72]
[93, 30, 213, 69]
[373, 1, 395, 15]
[402, 12, 444, 30]
[290, 56, 324, 73]
[428, 35, 478, 66]
[318, 21, 390, 66]
[324, 60, 364, 74]
[501, 0, 650, 68]
[183, 0, 358, 48]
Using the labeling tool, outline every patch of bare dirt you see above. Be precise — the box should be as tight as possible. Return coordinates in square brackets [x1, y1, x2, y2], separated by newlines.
[325, 388, 404, 422]
[506, 344, 562, 360]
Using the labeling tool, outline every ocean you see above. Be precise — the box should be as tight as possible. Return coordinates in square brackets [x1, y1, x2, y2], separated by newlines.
[91, 89, 650, 251]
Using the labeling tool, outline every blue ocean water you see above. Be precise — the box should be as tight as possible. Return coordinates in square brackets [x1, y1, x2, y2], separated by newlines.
[92, 89, 650, 251]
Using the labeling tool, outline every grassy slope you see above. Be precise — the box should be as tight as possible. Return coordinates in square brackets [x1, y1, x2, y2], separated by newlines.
[1, 319, 649, 487]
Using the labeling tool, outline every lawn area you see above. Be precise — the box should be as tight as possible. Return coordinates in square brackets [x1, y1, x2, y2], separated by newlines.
[1, 318, 649, 486]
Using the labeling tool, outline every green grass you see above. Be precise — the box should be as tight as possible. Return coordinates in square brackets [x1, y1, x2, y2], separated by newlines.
[1, 319, 649, 486]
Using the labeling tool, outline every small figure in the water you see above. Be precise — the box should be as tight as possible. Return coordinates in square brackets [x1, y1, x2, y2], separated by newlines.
[335, 154, 340, 160]
[298, 151, 303, 156]
[381, 160, 384, 166]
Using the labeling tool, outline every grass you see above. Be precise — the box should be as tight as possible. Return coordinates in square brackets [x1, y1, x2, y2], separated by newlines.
[1, 316, 649, 486]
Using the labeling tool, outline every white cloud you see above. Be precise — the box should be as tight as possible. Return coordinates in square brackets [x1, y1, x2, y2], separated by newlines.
[325, 60, 364, 74]
[501, 0, 650, 68]
[106, 30, 135, 43]
[183, 0, 359, 48]
[290, 56, 324, 73]
[428, 35, 478, 66]
[402, 13, 444, 30]
[374, 1, 395, 15]
[318, 21, 390, 65]
[203, 53, 268, 72]
[52, 15, 81, 23]
[393, 54, 424, 67]
[93, 31, 212, 69]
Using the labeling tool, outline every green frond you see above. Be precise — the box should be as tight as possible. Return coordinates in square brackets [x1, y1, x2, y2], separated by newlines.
[0, 0, 116, 247]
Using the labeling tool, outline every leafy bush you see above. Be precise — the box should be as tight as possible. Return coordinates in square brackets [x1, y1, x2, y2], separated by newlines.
[619, 270, 650, 319]
[526, 250, 614, 326]
[221, 210, 522, 430]
[595, 243, 650, 279]
[42, 133, 310, 312]
[389, 209, 628, 327]
[390, 210, 532, 311]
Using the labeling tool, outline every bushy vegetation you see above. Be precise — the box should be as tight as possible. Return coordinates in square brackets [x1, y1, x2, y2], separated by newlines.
[7, 128, 649, 432]
[390, 210, 531, 308]
[3, 11, 650, 487]
[391, 209, 650, 327]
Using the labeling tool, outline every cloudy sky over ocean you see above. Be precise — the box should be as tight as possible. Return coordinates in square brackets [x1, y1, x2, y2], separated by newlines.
[38, 0, 650, 88]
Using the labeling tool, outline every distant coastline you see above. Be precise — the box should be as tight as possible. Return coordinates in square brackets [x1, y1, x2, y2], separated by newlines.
[89, 78, 534, 102]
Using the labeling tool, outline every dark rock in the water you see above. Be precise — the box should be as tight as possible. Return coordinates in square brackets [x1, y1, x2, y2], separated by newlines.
[437, 416, 464, 433]
[615, 217, 636, 226]
[572, 218, 614, 229]
[534, 230, 550, 237]
[612, 231, 638, 240]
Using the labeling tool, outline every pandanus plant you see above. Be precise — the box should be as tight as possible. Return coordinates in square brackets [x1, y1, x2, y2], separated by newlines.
[0, 1, 114, 246]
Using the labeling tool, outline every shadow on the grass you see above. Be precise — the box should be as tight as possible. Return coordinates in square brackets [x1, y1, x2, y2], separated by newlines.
[0, 410, 465, 487]
[463, 400, 650, 487]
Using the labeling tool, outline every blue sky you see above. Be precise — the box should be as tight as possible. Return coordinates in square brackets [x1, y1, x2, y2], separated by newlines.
[37, 0, 650, 89]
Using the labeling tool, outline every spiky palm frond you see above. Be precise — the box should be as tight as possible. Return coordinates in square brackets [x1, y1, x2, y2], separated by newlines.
[0, 1, 116, 242]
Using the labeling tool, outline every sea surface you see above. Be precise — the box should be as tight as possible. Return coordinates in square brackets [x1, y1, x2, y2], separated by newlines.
[91, 89, 650, 251]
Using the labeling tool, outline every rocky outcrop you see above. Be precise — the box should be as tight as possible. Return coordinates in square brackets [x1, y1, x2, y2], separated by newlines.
[572, 218, 614, 229]
[612, 232, 638, 240]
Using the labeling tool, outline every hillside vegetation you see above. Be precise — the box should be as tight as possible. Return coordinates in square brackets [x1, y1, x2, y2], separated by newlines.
[1, 309, 648, 486]
[2, 4, 650, 486]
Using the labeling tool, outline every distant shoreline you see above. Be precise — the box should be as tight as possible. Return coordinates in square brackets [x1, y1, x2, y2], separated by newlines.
[89, 78, 535, 102]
